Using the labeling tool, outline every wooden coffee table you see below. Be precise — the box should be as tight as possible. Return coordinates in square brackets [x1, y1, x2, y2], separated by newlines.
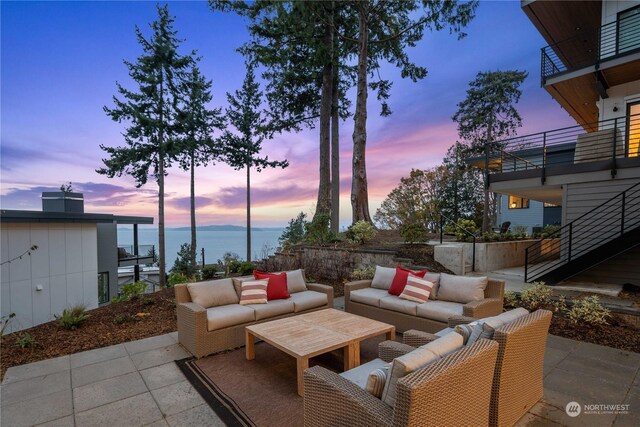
[245, 308, 395, 396]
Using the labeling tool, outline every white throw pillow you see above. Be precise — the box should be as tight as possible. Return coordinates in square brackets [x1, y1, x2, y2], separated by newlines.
[371, 266, 396, 290]
[436, 273, 488, 304]
[285, 269, 307, 293]
[467, 308, 529, 345]
[424, 273, 441, 300]
[187, 279, 239, 308]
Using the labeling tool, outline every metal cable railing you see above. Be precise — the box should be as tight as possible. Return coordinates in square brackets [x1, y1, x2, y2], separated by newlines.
[525, 182, 640, 282]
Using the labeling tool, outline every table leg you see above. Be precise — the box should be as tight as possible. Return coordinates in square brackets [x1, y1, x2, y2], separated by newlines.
[387, 328, 396, 341]
[297, 357, 309, 396]
[245, 330, 255, 360]
[344, 342, 360, 371]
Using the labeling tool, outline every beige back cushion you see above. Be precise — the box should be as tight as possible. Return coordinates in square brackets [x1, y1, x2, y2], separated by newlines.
[232, 276, 255, 298]
[423, 272, 440, 300]
[285, 269, 307, 293]
[371, 266, 396, 290]
[381, 331, 463, 407]
[187, 278, 239, 308]
[468, 307, 529, 344]
[436, 273, 487, 304]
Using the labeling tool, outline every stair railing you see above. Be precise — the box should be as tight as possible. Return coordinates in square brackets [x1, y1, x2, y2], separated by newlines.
[439, 214, 477, 272]
[525, 181, 640, 282]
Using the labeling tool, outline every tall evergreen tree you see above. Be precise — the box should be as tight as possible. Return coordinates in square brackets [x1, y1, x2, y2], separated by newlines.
[221, 61, 288, 261]
[176, 63, 224, 268]
[439, 142, 484, 222]
[98, 4, 192, 288]
[452, 70, 528, 232]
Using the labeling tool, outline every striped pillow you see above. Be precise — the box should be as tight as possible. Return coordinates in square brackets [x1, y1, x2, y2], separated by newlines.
[365, 365, 389, 398]
[239, 280, 269, 305]
[399, 276, 434, 303]
[454, 323, 476, 345]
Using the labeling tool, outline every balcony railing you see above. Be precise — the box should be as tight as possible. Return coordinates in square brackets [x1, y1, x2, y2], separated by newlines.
[485, 113, 640, 176]
[541, 11, 640, 83]
[117, 244, 155, 267]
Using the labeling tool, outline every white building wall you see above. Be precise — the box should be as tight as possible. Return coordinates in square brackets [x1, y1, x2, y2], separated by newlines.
[0, 223, 99, 333]
[598, 80, 640, 122]
[602, 1, 640, 25]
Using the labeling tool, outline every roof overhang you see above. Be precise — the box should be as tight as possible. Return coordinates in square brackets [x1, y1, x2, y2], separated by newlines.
[0, 210, 153, 225]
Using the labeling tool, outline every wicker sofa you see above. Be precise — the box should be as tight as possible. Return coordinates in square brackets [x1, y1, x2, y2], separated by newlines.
[345, 272, 505, 333]
[176, 273, 334, 358]
[401, 309, 552, 427]
[304, 338, 499, 427]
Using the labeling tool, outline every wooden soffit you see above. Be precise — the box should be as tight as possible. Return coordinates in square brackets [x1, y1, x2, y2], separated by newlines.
[544, 73, 600, 132]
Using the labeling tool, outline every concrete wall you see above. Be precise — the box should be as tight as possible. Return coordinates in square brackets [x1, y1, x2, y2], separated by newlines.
[467, 240, 542, 272]
[1, 223, 99, 334]
[97, 223, 118, 304]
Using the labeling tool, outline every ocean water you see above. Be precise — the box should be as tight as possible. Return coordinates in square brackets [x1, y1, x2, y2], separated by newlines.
[117, 228, 283, 269]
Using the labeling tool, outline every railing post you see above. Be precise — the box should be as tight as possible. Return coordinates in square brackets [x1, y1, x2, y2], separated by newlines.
[472, 236, 476, 272]
[439, 216, 443, 244]
[525, 247, 529, 282]
[542, 132, 547, 184]
[621, 191, 626, 235]
[567, 223, 573, 262]
[612, 117, 618, 178]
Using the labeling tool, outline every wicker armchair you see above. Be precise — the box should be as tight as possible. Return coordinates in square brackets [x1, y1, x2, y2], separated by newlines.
[303, 339, 499, 427]
[401, 309, 552, 427]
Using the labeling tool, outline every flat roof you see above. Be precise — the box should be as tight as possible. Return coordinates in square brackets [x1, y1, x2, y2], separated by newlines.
[0, 210, 153, 225]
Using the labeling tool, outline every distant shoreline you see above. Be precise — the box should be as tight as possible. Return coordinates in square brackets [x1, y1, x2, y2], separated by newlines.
[119, 225, 284, 232]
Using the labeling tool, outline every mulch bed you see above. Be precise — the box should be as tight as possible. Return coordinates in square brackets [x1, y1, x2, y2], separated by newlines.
[0, 288, 177, 380]
[549, 313, 640, 353]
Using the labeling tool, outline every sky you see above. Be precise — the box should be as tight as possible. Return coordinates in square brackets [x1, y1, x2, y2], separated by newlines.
[0, 0, 577, 228]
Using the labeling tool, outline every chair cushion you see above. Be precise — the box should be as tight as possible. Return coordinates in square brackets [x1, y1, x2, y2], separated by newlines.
[187, 278, 238, 308]
[435, 327, 454, 337]
[436, 273, 487, 303]
[238, 280, 268, 305]
[454, 324, 475, 345]
[379, 295, 419, 316]
[416, 300, 464, 323]
[285, 269, 307, 293]
[381, 331, 463, 407]
[388, 266, 427, 296]
[399, 276, 434, 303]
[468, 308, 529, 344]
[350, 288, 388, 307]
[289, 290, 327, 312]
[206, 304, 255, 331]
[340, 358, 388, 389]
[424, 273, 441, 300]
[247, 299, 295, 320]
[254, 271, 290, 301]
[371, 266, 396, 290]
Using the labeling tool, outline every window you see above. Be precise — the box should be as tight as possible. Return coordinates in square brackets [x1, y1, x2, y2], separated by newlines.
[627, 102, 640, 157]
[544, 202, 559, 208]
[508, 196, 529, 209]
[618, 5, 640, 55]
[98, 272, 109, 304]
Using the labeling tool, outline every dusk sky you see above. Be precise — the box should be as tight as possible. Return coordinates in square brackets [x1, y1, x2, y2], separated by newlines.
[1, 0, 577, 228]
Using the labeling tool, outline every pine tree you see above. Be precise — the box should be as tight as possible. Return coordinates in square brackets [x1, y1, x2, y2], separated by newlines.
[98, 4, 192, 287]
[221, 61, 288, 262]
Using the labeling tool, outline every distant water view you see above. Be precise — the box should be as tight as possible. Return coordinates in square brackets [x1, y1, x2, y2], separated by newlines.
[117, 228, 284, 269]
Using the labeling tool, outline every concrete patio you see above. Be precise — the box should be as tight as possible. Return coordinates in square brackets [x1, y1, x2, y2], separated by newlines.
[1, 318, 638, 426]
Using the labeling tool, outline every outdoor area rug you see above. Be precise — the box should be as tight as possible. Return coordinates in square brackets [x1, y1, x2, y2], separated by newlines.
[176, 335, 387, 427]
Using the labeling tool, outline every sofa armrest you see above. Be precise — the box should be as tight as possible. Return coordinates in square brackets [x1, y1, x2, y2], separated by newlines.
[303, 366, 393, 427]
[403, 329, 440, 347]
[378, 341, 415, 362]
[463, 298, 503, 318]
[344, 280, 372, 297]
[176, 302, 208, 357]
[448, 315, 477, 327]
[307, 283, 334, 308]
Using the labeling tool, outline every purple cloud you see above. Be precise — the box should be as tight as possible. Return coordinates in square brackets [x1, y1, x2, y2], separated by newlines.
[215, 185, 317, 209]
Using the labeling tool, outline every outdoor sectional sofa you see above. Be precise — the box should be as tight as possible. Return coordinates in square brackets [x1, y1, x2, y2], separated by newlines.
[345, 270, 505, 333]
[176, 270, 334, 358]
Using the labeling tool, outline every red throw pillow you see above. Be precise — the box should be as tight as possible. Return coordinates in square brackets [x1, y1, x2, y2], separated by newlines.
[253, 270, 290, 301]
[388, 266, 428, 296]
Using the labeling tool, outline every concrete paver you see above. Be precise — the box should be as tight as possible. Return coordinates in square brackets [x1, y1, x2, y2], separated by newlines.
[1, 369, 70, 405]
[1, 389, 73, 427]
[130, 343, 191, 370]
[71, 355, 137, 388]
[140, 362, 187, 391]
[69, 343, 128, 368]
[2, 355, 69, 384]
[73, 371, 148, 412]
[124, 333, 176, 355]
[74, 392, 163, 427]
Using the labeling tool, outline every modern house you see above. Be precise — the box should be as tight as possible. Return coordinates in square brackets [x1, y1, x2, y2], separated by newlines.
[476, 0, 640, 285]
[1, 192, 153, 333]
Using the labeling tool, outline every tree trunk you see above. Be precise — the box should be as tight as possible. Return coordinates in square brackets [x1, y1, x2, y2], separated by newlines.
[330, 60, 340, 233]
[246, 164, 251, 262]
[351, 5, 372, 223]
[190, 152, 196, 268]
[315, 9, 333, 220]
[158, 151, 166, 288]
[481, 117, 494, 233]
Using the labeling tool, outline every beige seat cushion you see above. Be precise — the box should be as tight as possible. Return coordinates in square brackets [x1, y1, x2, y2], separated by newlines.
[436, 273, 487, 304]
[468, 307, 529, 344]
[349, 288, 388, 307]
[187, 279, 239, 308]
[379, 295, 419, 316]
[284, 269, 307, 294]
[289, 290, 327, 312]
[340, 358, 388, 389]
[247, 299, 295, 321]
[416, 300, 464, 323]
[417, 330, 464, 356]
[424, 273, 441, 300]
[371, 266, 396, 290]
[206, 304, 255, 331]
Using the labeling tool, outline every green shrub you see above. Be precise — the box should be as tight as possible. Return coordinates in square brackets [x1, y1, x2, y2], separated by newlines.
[401, 223, 427, 243]
[543, 225, 560, 235]
[511, 225, 528, 235]
[520, 282, 553, 311]
[568, 296, 610, 326]
[345, 221, 377, 244]
[351, 266, 376, 281]
[113, 281, 147, 303]
[201, 264, 220, 280]
[453, 219, 479, 241]
[503, 290, 518, 309]
[171, 243, 198, 277]
[304, 214, 337, 246]
[168, 273, 195, 287]
[279, 212, 308, 249]
[56, 305, 90, 330]
[15, 332, 35, 348]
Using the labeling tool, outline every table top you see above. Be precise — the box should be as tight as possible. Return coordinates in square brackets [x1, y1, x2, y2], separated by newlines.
[245, 308, 394, 359]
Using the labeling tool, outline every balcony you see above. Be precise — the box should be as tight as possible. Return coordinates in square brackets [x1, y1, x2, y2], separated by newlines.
[117, 244, 155, 267]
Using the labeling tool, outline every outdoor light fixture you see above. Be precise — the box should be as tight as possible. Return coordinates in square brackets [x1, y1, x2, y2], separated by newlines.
[511, 202, 517, 208]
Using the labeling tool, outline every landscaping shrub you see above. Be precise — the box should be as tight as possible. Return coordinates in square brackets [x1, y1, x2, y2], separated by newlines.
[167, 273, 195, 287]
[201, 264, 220, 280]
[519, 282, 553, 311]
[172, 243, 198, 277]
[350, 266, 376, 281]
[452, 218, 479, 241]
[511, 225, 528, 235]
[400, 223, 427, 243]
[112, 281, 147, 303]
[56, 305, 90, 330]
[304, 214, 339, 246]
[15, 332, 35, 348]
[279, 212, 308, 249]
[503, 290, 518, 309]
[568, 296, 610, 326]
[345, 220, 377, 244]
